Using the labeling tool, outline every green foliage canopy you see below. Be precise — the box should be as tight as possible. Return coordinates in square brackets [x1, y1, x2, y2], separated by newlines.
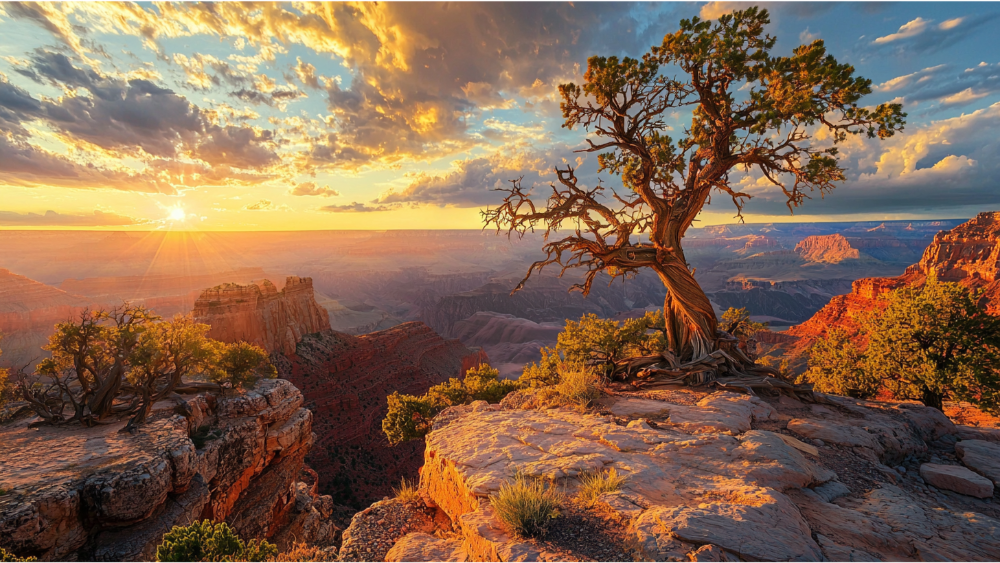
[156, 520, 277, 562]
[804, 279, 1000, 412]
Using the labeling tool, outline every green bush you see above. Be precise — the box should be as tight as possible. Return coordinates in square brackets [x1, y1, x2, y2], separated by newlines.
[577, 467, 627, 507]
[489, 473, 562, 538]
[212, 341, 277, 391]
[557, 312, 666, 377]
[0, 547, 37, 562]
[155, 520, 277, 562]
[382, 364, 521, 445]
[803, 278, 1000, 412]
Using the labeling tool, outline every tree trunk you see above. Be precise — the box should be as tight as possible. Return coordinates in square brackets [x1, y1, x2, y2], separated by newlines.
[653, 258, 718, 361]
[921, 387, 945, 412]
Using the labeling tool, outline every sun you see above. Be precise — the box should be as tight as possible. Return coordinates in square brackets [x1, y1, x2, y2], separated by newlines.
[167, 207, 186, 222]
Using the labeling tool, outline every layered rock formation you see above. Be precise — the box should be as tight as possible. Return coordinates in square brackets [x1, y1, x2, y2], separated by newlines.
[371, 389, 1000, 562]
[794, 234, 861, 263]
[194, 277, 331, 355]
[788, 211, 1000, 347]
[0, 379, 338, 561]
[276, 322, 487, 508]
[450, 312, 562, 379]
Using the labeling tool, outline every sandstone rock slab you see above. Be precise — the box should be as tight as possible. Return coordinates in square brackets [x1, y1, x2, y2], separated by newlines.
[956, 439, 1000, 486]
[919, 463, 994, 498]
[385, 532, 467, 562]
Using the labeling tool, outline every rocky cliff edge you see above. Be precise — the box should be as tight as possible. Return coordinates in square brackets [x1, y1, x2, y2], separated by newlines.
[353, 388, 1000, 562]
[0, 379, 339, 561]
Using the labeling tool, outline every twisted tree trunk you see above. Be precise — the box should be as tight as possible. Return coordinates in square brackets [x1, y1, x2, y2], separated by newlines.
[653, 258, 718, 361]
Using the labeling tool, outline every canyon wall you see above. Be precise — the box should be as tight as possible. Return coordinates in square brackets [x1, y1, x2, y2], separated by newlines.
[193, 276, 331, 355]
[0, 379, 338, 561]
[787, 211, 1000, 348]
[275, 322, 487, 508]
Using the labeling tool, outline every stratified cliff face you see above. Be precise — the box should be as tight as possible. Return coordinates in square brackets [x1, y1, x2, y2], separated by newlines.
[0, 380, 338, 561]
[275, 322, 487, 508]
[794, 234, 861, 263]
[194, 277, 331, 355]
[788, 211, 1000, 347]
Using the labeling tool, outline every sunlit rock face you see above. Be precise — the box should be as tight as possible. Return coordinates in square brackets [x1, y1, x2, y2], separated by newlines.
[794, 234, 861, 263]
[194, 276, 331, 355]
[0, 379, 338, 561]
[780, 211, 1000, 354]
[370, 390, 1000, 562]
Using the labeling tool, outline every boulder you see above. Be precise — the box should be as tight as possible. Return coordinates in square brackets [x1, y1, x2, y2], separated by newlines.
[956, 440, 1000, 486]
[919, 464, 994, 498]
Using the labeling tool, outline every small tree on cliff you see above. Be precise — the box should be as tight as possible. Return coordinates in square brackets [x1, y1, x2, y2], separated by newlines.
[17, 305, 274, 428]
[805, 279, 1000, 412]
[483, 7, 904, 363]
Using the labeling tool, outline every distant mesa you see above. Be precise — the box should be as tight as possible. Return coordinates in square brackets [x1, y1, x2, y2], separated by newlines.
[794, 234, 861, 263]
[786, 211, 1000, 352]
[193, 276, 331, 355]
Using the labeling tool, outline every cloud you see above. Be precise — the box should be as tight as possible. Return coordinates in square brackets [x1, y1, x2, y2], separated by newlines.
[876, 62, 1000, 108]
[319, 202, 394, 213]
[8, 3, 668, 170]
[721, 102, 1000, 216]
[243, 199, 275, 211]
[0, 209, 147, 226]
[871, 14, 995, 54]
[0, 51, 283, 192]
[376, 143, 587, 207]
[289, 182, 339, 197]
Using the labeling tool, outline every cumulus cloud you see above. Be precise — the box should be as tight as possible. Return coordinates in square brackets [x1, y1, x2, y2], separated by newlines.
[871, 14, 995, 54]
[876, 62, 1000, 108]
[289, 182, 339, 197]
[376, 143, 588, 207]
[7, 2, 668, 170]
[319, 202, 394, 213]
[723, 102, 1000, 216]
[0, 51, 282, 192]
[0, 209, 147, 226]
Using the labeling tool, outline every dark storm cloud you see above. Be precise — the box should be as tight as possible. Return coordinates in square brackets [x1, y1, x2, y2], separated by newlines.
[0, 209, 147, 226]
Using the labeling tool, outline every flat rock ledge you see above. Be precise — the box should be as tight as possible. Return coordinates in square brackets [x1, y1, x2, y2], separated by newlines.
[0, 379, 338, 561]
[383, 391, 1000, 562]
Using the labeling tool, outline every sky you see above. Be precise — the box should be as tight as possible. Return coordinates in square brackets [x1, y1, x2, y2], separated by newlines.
[0, 1, 999, 231]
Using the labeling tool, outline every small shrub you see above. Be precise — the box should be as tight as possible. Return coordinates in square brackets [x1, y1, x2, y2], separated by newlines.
[0, 547, 37, 562]
[383, 363, 521, 445]
[272, 542, 321, 562]
[393, 477, 420, 504]
[212, 341, 277, 391]
[489, 473, 562, 538]
[554, 365, 600, 407]
[155, 520, 277, 562]
[577, 467, 627, 507]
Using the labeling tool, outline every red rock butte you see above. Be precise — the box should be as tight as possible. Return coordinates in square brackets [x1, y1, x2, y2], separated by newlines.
[193, 276, 331, 355]
[789, 211, 1000, 345]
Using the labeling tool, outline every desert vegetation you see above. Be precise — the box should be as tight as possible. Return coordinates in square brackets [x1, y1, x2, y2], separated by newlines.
[7, 305, 274, 431]
[0, 547, 36, 562]
[803, 278, 1000, 412]
[488, 473, 564, 539]
[483, 6, 904, 382]
[156, 520, 277, 562]
[577, 467, 628, 507]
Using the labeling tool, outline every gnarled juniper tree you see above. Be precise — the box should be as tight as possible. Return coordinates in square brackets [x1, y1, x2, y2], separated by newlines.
[483, 7, 904, 362]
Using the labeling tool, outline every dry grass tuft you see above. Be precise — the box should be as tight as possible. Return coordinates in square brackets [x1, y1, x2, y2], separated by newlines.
[577, 467, 627, 507]
[393, 477, 421, 504]
[555, 365, 600, 407]
[489, 473, 563, 538]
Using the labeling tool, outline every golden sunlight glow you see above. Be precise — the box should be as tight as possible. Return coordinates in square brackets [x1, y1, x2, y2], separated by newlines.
[167, 207, 187, 222]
